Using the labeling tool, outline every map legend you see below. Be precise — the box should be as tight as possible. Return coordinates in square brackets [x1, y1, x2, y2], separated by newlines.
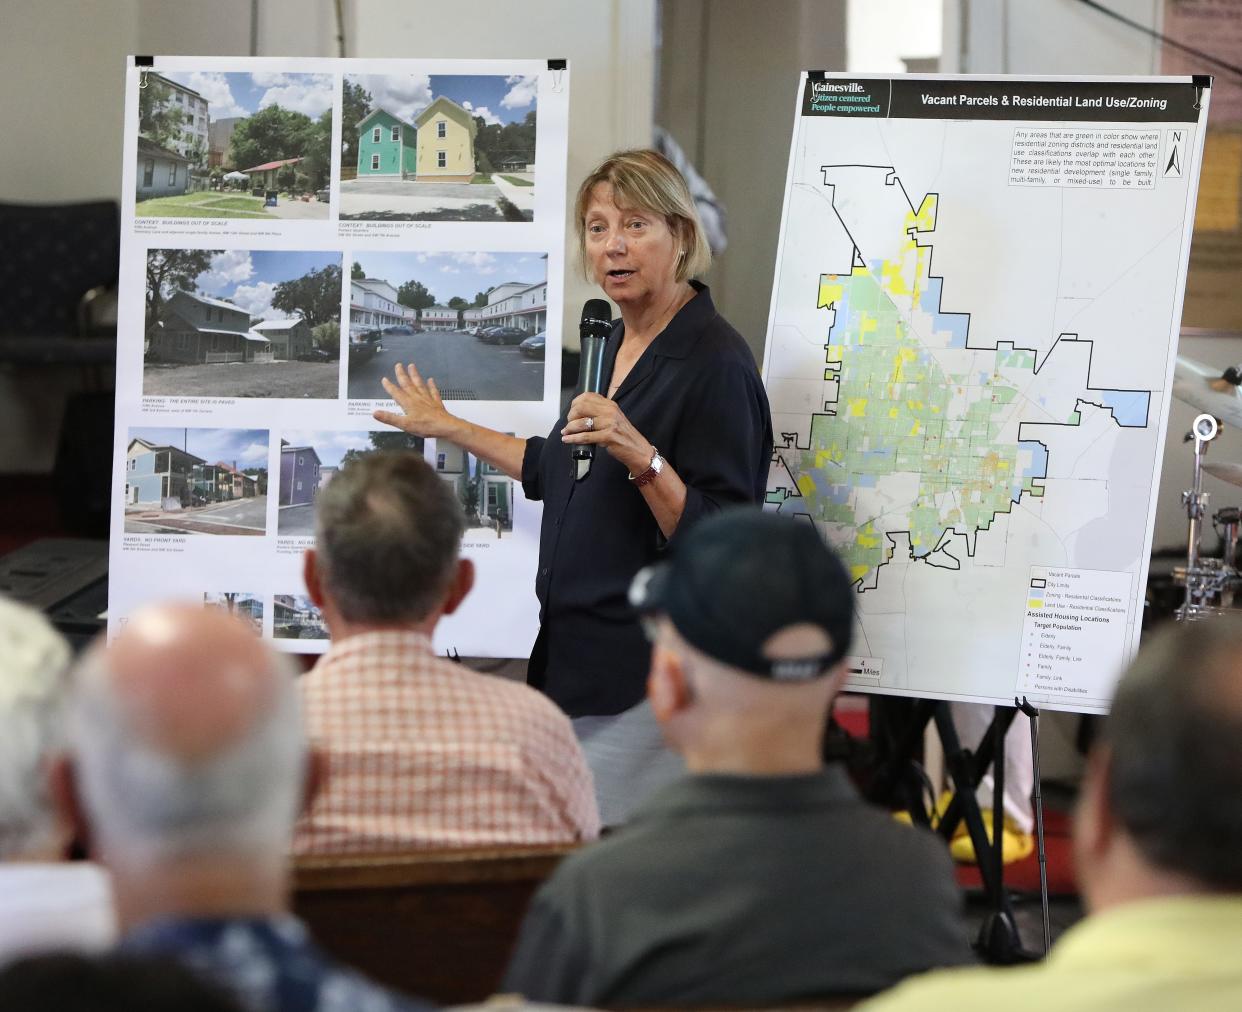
[1018, 567, 1133, 708]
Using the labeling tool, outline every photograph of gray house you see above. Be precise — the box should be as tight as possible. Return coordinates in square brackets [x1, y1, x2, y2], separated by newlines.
[435, 437, 514, 536]
[125, 427, 268, 536]
[136, 136, 193, 200]
[144, 248, 341, 399]
[273, 594, 328, 640]
[340, 73, 536, 222]
[276, 430, 424, 537]
[347, 251, 545, 402]
[279, 440, 321, 508]
[203, 592, 264, 634]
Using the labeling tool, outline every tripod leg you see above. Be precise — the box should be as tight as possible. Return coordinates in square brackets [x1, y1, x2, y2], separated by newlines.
[1017, 696, 1051, 956]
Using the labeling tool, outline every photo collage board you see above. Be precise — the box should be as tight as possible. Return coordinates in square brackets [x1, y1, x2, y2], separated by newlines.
[111, 55, 571, 655]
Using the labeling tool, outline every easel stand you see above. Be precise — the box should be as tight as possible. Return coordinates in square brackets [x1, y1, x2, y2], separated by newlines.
[866, 697, 1050, 962]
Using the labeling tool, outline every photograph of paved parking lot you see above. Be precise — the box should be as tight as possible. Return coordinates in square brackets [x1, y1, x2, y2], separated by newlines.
[124, 427, 269, 536]
[348, 251, 546, 402]
[339, 74, 536, 222]
[144, 249, 342, 399]
[277, 430, 425, 537]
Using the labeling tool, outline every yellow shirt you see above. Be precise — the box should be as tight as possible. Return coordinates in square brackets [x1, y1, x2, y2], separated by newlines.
[859, 895, 1242, 1012]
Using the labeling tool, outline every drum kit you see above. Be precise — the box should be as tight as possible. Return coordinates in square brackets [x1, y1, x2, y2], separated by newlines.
[1170, 355, 1242, 621]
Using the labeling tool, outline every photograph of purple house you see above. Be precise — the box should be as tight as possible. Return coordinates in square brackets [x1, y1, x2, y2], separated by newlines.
[279, 440, 321, 508]
[276, 430, 424, 537]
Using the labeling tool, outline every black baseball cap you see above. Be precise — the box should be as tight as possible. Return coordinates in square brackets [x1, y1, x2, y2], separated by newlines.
[629, 509, 855, 681]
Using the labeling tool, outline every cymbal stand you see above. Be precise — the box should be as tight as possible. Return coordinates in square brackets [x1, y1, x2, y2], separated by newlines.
[1178, 413, 1223, 620]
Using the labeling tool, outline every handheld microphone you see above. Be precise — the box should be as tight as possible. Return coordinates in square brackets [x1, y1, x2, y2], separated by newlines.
[573, 299, 613, 462]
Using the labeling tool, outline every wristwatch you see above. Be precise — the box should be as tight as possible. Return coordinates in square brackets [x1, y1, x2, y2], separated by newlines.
[629, 446, 664, 487]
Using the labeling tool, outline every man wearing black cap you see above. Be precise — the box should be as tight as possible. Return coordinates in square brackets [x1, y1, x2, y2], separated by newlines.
[501, 509, 973, 1008]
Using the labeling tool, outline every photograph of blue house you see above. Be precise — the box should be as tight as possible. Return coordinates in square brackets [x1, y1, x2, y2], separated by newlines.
[355, 108, 417, 178]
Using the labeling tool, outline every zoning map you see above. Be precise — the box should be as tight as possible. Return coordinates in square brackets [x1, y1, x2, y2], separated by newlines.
[763, 77, 1208, 712]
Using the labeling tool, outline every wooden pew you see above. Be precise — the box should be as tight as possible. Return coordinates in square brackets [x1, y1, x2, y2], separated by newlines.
[292, 845, 574, 1005]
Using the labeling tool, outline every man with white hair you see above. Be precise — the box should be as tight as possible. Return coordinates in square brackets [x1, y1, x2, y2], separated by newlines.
[0, 595, 114, 963]
[502, 510, 971, 1008]
[52, 603, 429, 1012]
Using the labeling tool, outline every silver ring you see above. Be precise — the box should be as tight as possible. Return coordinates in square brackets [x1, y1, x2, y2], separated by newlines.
[584, 416, 595, 430]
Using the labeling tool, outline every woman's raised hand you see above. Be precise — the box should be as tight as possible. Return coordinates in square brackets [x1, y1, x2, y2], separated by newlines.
[373, 363, 459, 439]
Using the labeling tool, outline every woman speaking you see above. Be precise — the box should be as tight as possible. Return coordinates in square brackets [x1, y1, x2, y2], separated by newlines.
[374, 149, 772, 824]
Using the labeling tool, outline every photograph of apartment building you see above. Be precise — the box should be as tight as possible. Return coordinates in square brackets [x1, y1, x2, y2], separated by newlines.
[347, 251, 546, 401]
[136, 70, 333, 219]
[203, 592, 264, 634]
[273, 594, 329, 640]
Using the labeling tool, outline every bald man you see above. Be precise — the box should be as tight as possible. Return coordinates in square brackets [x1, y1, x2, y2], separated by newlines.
[502, 511, 971, 1008]
[53, 604, 429, 1012]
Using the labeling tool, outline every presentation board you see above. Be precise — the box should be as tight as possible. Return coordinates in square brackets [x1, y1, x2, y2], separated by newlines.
[110, 55, 570, 655]
[762, 74, 1210, 713]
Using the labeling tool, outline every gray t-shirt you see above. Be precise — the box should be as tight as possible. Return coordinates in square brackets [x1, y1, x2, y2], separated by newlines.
[503, 768, 973, 1007]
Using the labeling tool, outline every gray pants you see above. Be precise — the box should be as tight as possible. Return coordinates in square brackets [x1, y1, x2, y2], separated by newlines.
[572, 700, 686, 828]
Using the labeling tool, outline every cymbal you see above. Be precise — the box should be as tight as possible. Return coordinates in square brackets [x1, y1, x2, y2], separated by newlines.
[1204, 462, 1242, 488]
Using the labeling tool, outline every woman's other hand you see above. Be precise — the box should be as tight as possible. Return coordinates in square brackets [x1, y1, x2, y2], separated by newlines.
[561, 392, 654, 475]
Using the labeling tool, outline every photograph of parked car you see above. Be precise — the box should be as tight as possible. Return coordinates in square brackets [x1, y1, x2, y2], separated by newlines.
[434, 437, 515, 536]
[143, 249, 342, 399]
[339, 74, 536, 222]
[273, 594, 328, 640]
[135, 71, 333, 219]
[347, 251, 546, 401]
[276, 429, 424, 537]
[124, 427, 269, 536]
[203, 592, 264, 633]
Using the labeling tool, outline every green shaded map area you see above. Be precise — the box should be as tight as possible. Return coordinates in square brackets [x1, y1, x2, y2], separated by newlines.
[772, 194, 1048, 586]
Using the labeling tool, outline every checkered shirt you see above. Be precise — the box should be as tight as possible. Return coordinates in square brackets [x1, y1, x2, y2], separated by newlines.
[293, 630, 600, 855]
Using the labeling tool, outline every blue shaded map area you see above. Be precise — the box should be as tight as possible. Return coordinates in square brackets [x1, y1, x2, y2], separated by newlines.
[1090, 390, 1150, 427]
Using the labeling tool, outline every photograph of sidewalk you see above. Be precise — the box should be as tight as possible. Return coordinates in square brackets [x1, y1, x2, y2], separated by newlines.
[144, 249, 342, 399]
[273, 594, 328, 640]
[348, 251, 546, 401]
[339, 73, 536, 222]
[203, 592, 264, 634]
[435, 437, 515, 537]
[276, 430, 424, 537]
[135, 70, 333, 219]
[124, 427, 269, 536]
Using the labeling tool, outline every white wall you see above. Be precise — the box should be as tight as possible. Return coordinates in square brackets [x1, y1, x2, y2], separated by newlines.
[659, 0, 848, 361]
[847, 0, 941, 73]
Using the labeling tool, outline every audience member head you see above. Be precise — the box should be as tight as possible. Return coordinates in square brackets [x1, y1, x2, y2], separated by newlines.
[1075, 616, 1242, 911]
[0, 596, 73, 861]
[0, 952, 244, 1012]
[57, 603, 309, 926]
[630, 509, 855, 773]
[305, 450, 472, 636]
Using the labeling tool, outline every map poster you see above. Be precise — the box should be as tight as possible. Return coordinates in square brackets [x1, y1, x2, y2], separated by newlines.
[110, 55, 570, 656]
[763, 75, 1209, 714]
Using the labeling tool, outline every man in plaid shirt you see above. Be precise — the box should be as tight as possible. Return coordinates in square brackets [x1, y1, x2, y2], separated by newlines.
[295, 451, 599, 855]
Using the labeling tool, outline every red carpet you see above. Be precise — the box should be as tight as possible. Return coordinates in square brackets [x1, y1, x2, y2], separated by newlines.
[954, 807, 1078, 896]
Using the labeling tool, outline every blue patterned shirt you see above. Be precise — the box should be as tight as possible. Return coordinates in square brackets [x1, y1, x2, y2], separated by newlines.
[121, 915, 432, 1012]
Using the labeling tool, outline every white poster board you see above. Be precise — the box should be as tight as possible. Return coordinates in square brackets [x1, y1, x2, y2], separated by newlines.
[762, 74, 1210, 713]
[110, 55, 570, 655]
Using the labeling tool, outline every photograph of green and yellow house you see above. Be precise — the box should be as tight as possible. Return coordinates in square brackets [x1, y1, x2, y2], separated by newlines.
[340, 73, 537, 222]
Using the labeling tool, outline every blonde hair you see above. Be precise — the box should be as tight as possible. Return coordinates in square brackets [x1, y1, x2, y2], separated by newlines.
[574, 148, 712, 283]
